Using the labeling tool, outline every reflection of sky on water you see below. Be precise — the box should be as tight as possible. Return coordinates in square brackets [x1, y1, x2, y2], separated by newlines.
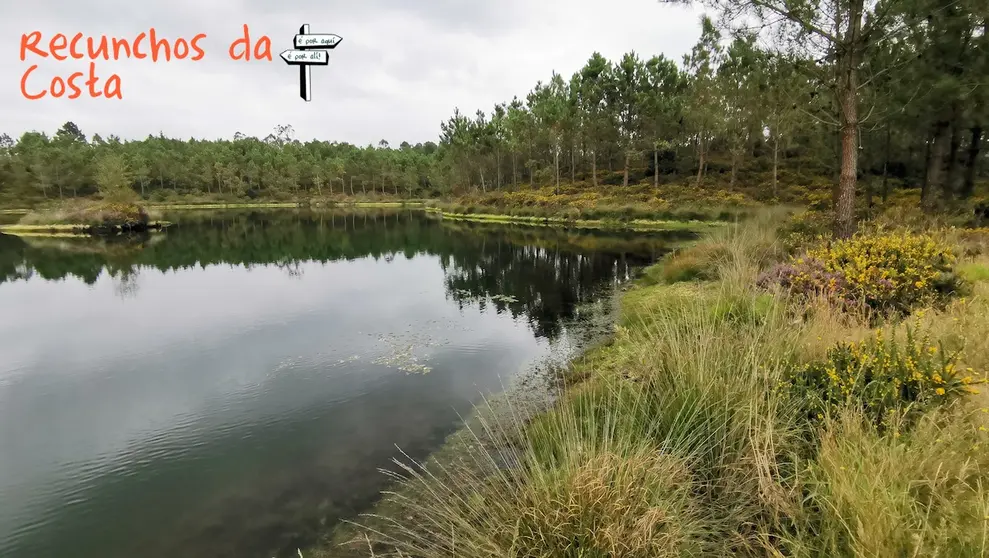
[0, 254, 547, 558]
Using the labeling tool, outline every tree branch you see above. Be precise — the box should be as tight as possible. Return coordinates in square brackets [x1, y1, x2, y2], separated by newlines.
[742, 0, 841, 44]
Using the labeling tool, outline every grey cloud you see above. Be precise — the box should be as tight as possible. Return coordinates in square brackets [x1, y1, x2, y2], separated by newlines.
[240, 0, 536, 38]
[1, 0, 703, 146]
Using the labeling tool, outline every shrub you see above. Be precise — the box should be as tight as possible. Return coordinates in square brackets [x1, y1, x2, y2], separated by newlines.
[658, 250, 714, 284]
[787, 325, 982, 430]
[760, 232, 964, 313]
[777, 210, 832, 252]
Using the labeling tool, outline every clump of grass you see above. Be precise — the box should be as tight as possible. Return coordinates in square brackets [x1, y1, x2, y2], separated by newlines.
[784, 408, 989, 557]
[655, 248, 719, 284]
[643, 208, 786, 286]
[376, 400, 712, 558]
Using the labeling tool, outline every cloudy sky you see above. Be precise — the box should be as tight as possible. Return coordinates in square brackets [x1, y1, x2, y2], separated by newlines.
[3, 0, 706, 146]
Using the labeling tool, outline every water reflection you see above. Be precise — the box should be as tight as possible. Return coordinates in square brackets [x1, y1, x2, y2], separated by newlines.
[0, 209, 694, 342]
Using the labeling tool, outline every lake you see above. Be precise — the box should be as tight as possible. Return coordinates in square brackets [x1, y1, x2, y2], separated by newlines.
[0, 208, 694, 558]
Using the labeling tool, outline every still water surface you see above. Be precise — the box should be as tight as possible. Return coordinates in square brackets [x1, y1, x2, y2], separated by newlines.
[0, 209, 693, 558]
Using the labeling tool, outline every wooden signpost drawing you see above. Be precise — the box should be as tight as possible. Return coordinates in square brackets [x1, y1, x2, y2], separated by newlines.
[279, 24, 342, 102]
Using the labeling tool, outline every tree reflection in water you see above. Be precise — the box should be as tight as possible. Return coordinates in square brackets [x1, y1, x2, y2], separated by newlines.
[0, 209, 697, 338]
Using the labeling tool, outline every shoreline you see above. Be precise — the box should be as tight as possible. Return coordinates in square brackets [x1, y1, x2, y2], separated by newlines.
[2, 199, 737, 233]
[305, 279, 631, 558]
[306, 214, 989, 556]
[422, 207, 727, 231]
[143, 201, 732, 232]
[0, 221, 171, 237]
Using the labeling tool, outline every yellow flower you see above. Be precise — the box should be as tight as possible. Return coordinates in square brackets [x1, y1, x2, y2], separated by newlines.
[936, 387, 946, 395]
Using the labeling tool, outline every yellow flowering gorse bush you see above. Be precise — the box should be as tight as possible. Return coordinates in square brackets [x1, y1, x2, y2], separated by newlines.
[763, 232, 963, 313]
[809, 233, 956, 309]
[789, 325, 984, 430]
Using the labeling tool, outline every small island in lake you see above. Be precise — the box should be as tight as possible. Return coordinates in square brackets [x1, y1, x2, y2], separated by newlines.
[0, 152, 169, 237]
[0, 201, 169, 237]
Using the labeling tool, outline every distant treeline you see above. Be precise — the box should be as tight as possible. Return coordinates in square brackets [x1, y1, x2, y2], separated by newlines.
[1, 5, 986, 232]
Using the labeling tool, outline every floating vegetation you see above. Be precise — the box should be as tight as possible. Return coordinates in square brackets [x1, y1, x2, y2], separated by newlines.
[452, 289, 518, 304]
[368, 330, 453, 374]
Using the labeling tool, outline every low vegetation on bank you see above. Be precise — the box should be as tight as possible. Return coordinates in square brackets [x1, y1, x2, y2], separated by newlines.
[330, 204, 989, 557]
[18, 201, 152, 227]
[0, 200, 166, 236]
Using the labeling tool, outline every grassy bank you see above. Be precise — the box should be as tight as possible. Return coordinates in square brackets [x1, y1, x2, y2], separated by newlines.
[331, 207, 989, 557]
[145, 200, 429, 210]
[425, 182, 758, 223]
[423, 207, 725, 231]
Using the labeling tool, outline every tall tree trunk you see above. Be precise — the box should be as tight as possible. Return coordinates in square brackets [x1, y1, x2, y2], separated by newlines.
[570, 145, 575, 183]
[653, 148, 659, 188]
[591, 149, 598, 187]
[961, 125, 983, 199]
[921, 132, 933, 200]
[496, 149, 502, 189]
[772, 133, 780, 199]
[834, 2, 863, 239]
[554, 143, 560, 194]
[944, 117, 963, 203]
[880, 126, 891, 204]
[695, 135, 706, 188]
[512, 153, 517, 188]
[729, 150, 739, 190]
[622, 150, 630, 188]
[923, 121, 950, 211]
[480, 168, 486, 193]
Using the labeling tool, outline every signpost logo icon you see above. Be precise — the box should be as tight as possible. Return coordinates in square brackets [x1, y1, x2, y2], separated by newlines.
[280, 24, 342, 102]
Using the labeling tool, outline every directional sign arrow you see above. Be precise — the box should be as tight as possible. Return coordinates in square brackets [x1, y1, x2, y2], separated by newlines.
[280, 49, 329, 65]
[294, 33, 343, 49]
[289, 24, 342, 102]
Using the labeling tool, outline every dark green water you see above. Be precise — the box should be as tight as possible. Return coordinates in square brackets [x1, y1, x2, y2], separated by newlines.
[0, 209, 694, 558]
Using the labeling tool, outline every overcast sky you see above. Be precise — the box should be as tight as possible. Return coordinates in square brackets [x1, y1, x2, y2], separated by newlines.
[2, 0, 706, 146]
